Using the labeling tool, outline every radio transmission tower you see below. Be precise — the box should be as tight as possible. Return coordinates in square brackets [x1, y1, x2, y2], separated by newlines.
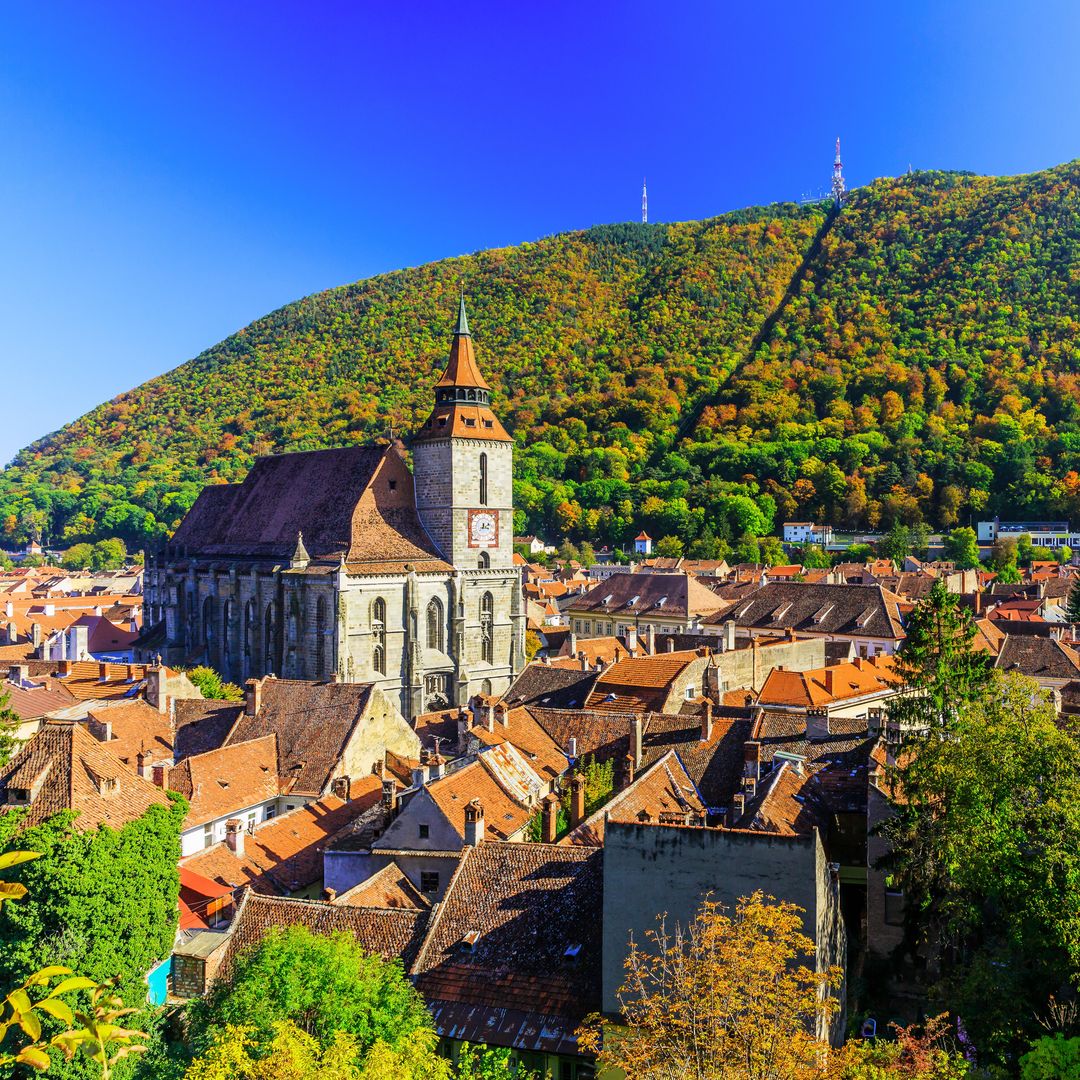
[642, 177, 648, 223]
[831, 138, 846, 208]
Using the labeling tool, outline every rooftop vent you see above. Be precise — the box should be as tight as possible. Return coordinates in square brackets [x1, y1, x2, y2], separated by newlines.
[461, 929, 481, 949]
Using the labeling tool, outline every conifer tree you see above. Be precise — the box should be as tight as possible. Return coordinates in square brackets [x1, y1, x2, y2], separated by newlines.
[887, 578, 991, 731]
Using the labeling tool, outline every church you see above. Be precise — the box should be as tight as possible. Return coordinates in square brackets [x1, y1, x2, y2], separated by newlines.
[143, 295, 525, 719]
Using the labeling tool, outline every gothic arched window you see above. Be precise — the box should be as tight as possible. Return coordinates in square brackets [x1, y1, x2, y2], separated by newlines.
[221, 600, 232, 663]
[372, 597, 386, 675]
[480, 591, 494, 665]
[477, 551, 490, 570]
[315, 596, 327, 678]
[264, 602, 277, 674]
[479, 453, 488, 506]
[243, 601, 254, 667]
[426, 598, 444, 652]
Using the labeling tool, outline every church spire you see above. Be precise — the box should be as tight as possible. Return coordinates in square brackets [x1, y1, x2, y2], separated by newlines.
[455, 284, 470, 337]
[435, 288, 490, 393]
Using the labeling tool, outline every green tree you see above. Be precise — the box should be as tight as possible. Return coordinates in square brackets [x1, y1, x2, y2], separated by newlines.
[197, 927, 432, 1058]
[0, 690, 19, 768]
[1067, 578, 1080, 625]
[1020, 1034, 1080, 1080]
[185, 667, 243, 702]
[1015, 532, 1035, 567]
[795, 543, 831, 569]
[61, 544, 94, 571]
[942, 527, 980, 570]
[878, 522, 910, 566]
[886, 578, 991, 732]
[89, 540, 127, 572]
[882, 673, 1080, 1064]
[653, 535, 683, 558]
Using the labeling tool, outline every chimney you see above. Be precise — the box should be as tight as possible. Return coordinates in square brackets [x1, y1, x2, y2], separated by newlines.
[742, 774, 757, 799]
[464, 798, 485, 845]
[806, 707, 830, 741]
[428, 754, 445, 781]
[724, 619, 736, 652]
[744, 740, 761, 782]
[98, 662, 109, 683]
[136, 749, 152, 779]
[225, 819, 245, 857]
[570, 774, 587, 827]
[412, 763, 430, 787]
[93, 605, 103, 617]
[630, 714, 644, 768]
[43, 603, 55, 617]
[152, 764, 167, 788]
[381, 778, 398, 814]
[701, 699, 713, 742]
[58, 659, 73, 676]
[566, 735, 578, 760]
[626, 625, 638, 654]
[456, 708, 471, 752]
[729, 791, 745, 826]
[568, 630, 577, 657]
[322, 887, 337, 903]
[5, 621, 15, 644]
[579, 651, 588, 671]
[620, 752, 636, 790]
[245, 678, 261, 717]
[146, 664, 166, 714]
[495, 703, 509, 728]
[331, 776, 351, 799]
[646, 624, 656, 654]
[31, 623, 41, 649]
[4, 601, 12, 618]
[824, 668, 835, 695]
[87, 715, 112, 743]
[541, 794, 559, 843]
[8, 664, 28, 686]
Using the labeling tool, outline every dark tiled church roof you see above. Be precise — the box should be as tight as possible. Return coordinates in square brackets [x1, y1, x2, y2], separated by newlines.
[170, 444, 450, 572]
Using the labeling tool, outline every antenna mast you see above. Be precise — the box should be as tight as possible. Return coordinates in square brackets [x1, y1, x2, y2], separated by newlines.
[642, 177, 648, 224]
[831, 138, 846, 208]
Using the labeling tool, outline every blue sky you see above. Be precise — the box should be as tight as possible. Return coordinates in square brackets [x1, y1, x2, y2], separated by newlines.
[2, 0, 1080, 464]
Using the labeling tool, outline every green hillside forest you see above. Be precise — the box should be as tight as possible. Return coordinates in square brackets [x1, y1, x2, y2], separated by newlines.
[6, 160, 1080, 558]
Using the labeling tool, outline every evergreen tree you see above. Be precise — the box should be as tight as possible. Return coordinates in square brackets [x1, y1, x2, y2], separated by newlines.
[887, 578, 991, 732]
[1066, 578, 1080, 625]
[878, 522, 910, 567]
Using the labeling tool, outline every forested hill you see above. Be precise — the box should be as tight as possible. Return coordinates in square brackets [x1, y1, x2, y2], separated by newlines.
[5, 160, 1080, 558]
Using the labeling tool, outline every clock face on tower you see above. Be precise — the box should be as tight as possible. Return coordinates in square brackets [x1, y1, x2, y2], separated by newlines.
[468, 509, 499, 549]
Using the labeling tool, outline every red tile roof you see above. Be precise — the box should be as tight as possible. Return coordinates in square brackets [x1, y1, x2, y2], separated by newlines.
[0, 721, 172, 830]
[411, 841, 602, 1055]
[168, 735, 280, 829]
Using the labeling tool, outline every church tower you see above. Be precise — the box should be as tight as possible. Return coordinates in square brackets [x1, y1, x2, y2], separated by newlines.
[412, 292, 523, 703]
[412, 292, 514, 571]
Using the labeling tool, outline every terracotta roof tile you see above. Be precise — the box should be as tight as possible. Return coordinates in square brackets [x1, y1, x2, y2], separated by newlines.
[335, 862, 430, 910]
[411, 841, 601, 1055]
[181, 787, 383, 894]
[84, 700, 173, 768]
[217, 889, 429, 980]
[224, 679, 375, 797]
[168, 735, 280, 829]
[0, 721, 172, 830]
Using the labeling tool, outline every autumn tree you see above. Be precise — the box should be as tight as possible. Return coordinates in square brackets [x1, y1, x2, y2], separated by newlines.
[579, 892, 841, 1079]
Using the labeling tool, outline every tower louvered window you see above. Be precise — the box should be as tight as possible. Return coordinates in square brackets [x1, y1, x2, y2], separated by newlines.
[427, 598, 444, 652]
[372, 597, 387, 675]
[480, 591, 494, 665]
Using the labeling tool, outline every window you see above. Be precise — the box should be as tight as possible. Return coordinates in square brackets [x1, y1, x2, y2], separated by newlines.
[315, 596, 327, 677]
[264, 602, 277, 674]
[477, 550, 490, 569]
[884, 885, 905, 926]
[480, 591, 494, 665]
[243, 601, 254, 667]
[372, 597, 386, 675]
[203, 824, 213, 850]
[418, 823, 430, 840]
[420, 871, 440, 894]
[479, 452, 488, 506]
[426, 598, 444, 652]
[202, 596, 215, 647]
[264, 805, 276, 820]
[684, 686, 695, 700]
[221, 600, 232, 663]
